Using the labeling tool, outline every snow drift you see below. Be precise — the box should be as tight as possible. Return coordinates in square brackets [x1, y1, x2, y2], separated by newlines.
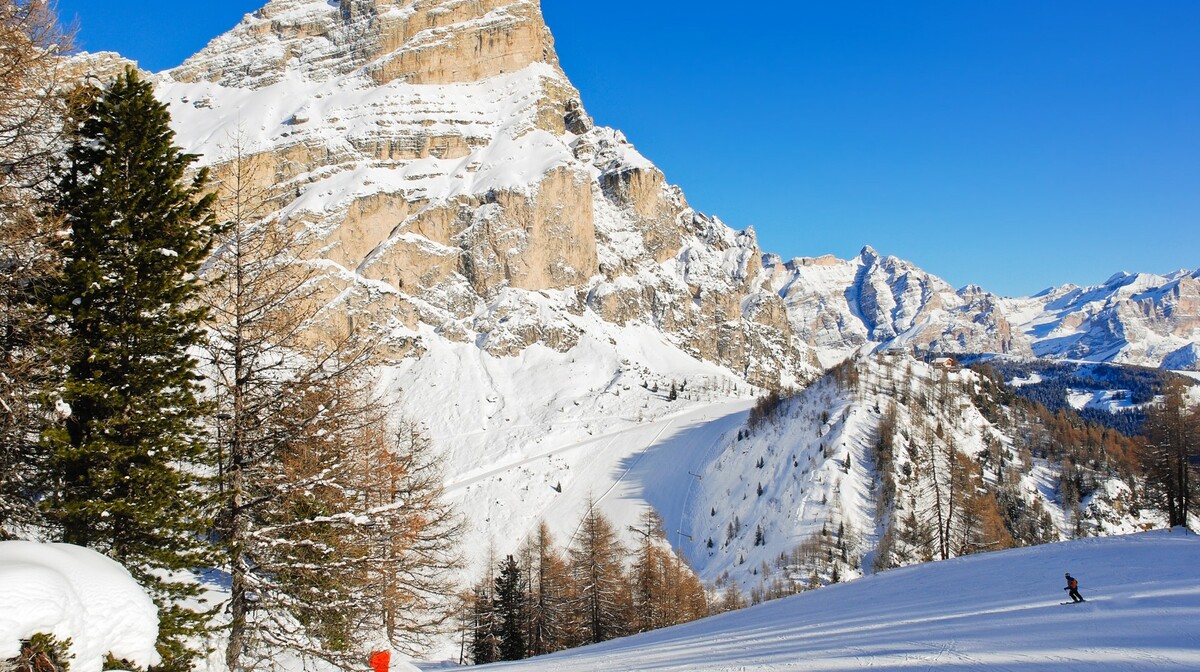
[0, 541, 160, 672]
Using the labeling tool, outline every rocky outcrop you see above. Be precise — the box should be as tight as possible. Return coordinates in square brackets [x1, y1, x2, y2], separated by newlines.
[172, 0, 559, 88]
[1028, 270, 1200, 369]
[768, 246, 1017, 356]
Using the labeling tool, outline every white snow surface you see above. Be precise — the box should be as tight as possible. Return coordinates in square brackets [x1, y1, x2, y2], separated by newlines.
[378, 322, 759, 588]
[0, 541, 160, 672]
[455, 529, 1200, 671]
[1066, 388, 1137, 412]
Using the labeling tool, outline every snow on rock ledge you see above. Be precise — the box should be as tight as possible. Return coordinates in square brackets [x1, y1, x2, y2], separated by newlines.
[0, 541, 160, 672]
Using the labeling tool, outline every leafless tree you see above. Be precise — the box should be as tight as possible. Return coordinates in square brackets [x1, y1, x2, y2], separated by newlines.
[0, 0, 72, 536]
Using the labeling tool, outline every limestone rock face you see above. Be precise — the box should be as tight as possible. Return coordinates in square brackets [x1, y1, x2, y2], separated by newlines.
[172, 0, 559, 88]
[768, 247, 1017, 357]
[1027, 270, 1200, 369]
[157, 0, 815, 388]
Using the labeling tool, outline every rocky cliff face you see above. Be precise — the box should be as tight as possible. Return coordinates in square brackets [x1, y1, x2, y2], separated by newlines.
[767, 246, 1018, 358]
[1024, 269, 1200, 368]
[172, 0, 560, 88]
[157, 0, 816, 388]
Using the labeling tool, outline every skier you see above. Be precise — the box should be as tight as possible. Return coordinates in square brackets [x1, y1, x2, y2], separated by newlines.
[1063, 572, 1084, 603]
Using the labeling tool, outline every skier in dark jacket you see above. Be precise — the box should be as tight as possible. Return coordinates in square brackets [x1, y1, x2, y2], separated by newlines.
[1064, 573, 1084, 603]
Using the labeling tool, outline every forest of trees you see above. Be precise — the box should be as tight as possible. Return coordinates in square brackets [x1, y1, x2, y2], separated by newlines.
[787, 356, 1193, 583]
[961, 356, 1184, 436]
[464, 510, 709, 665]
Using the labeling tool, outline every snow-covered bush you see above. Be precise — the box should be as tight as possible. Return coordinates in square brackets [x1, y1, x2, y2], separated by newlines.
[0, 542, 160, 672]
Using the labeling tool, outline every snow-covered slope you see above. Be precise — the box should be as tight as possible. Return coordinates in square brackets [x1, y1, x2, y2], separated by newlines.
[396, 347, 1165, 626]
[460, 529, 1200, 671]
[668, 355, 1162, 600]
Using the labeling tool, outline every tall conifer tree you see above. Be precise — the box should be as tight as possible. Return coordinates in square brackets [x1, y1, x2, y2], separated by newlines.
[44, 68, 217, 671]
[493, 555, 526, 661]
[517, 521, 571, 656]
[568, 505, 630, 645]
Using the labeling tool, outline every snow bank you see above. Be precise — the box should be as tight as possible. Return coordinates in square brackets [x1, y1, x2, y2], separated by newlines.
[0, 541, 160, 672]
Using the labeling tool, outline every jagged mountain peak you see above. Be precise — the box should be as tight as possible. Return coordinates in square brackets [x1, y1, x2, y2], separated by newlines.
[154, 0, 816, 389]
[169, 0, 558, 88]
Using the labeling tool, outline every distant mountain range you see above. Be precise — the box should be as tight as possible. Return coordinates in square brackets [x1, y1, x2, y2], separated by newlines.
[776, 246, 1200, 369]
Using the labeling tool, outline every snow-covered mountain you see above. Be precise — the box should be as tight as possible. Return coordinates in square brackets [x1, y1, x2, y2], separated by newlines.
[149, 0, 1200, 386]
[155, 0, 814, 392]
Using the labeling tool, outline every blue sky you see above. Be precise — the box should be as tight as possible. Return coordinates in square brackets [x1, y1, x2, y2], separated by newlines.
[55, 0, 1198, 297]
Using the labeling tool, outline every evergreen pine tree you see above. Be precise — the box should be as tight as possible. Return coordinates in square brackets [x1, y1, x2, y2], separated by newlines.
[43, 68, 218, 671]
[493, 555, 526, 661]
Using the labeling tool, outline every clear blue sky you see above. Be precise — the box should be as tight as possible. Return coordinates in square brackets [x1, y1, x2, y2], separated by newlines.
[55, 0, 1199, 297]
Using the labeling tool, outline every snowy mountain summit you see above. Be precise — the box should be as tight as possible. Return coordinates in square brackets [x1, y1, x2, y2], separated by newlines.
[158, 0, 814, 390]
[774, 248, 1200, 370]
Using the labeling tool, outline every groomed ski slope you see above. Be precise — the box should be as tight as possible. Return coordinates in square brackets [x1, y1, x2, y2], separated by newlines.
[461, 530, 1200, 671]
